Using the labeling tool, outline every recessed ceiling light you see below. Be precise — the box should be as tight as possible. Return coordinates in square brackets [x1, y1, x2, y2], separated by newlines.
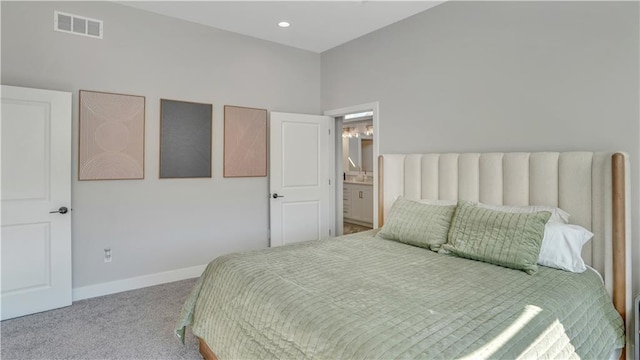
[278, 21, 290, 28]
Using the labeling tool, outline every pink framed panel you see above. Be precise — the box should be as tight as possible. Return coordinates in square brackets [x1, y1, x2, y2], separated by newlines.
[79, 90, 145, 180]
[223, 105, 267, 178]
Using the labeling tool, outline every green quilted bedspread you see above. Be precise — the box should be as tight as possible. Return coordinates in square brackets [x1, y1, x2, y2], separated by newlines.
[176, 230, 624, 359]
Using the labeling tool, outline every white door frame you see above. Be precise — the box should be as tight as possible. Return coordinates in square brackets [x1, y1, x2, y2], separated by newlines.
[324, 101, 380, 235]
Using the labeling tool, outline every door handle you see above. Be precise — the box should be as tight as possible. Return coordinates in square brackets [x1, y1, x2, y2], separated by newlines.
[50, 206, 69, 214]
[272, 193, 285, 199]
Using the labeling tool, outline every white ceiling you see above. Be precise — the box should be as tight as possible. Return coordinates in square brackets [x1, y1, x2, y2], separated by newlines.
[120, 1, 444, 53]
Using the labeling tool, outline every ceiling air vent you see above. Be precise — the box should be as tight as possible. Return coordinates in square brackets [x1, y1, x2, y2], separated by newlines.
[54, 11, 103, 39]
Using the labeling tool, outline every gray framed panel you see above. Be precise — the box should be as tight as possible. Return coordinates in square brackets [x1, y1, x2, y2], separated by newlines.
[159, 99, 212, 178]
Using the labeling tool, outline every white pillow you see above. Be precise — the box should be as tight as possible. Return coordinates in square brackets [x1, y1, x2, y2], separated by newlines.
[475, 203, 570, 224]
[417, 199, 457, 206]
[413, 199, 570, 223]
[537, 222, 593, 273]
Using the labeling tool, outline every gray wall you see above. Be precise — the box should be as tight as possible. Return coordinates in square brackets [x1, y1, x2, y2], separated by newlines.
[1, 1, 321, 288]
[2, 0, 638, 301]
[322, 1, 640, 295]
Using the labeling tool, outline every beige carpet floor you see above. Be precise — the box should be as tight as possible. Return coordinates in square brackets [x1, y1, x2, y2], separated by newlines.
[1, 278, 202, 359]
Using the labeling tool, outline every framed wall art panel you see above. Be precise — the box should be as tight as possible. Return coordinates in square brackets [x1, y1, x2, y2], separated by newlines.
[159, 99, 212, 178]
[223, 105, 267, 178]
[78, 90, 145, 180]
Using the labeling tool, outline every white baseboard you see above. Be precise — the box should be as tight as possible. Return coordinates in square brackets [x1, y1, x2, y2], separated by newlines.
[72, 264, 207, 301]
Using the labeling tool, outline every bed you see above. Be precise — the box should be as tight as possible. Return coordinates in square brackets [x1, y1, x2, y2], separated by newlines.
[176, 151, 631, 360]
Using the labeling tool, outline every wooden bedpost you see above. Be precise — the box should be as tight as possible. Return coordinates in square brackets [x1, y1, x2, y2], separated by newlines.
[198, 337, 219, 360]
[378, 155, 384, 227]
[612, 152, 626, 360]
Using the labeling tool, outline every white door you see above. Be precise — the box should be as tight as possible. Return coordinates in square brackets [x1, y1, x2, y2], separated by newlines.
[270, 112, 334, 247]
[1, 85, 72, 320]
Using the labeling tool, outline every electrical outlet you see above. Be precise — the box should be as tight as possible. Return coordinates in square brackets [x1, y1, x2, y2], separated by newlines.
[104, 248, 112, 263]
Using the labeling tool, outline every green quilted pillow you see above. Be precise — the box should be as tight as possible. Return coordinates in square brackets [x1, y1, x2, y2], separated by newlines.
[378, 196, 456, 251]
[442, 201, 550, 274]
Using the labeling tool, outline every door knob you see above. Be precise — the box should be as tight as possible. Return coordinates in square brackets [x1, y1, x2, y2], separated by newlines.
[272, 193, 285, 199]
[49, 206, 69, 214]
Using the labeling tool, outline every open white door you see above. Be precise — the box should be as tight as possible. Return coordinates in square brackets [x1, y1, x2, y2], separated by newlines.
[1, 85, 72, 320]
[270, 112, 334, 247]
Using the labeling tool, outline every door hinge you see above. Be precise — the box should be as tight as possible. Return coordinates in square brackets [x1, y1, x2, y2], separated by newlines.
[329, 229, 332, 236]
[328, 129, 331, 135]
[329, 179, 331, 185]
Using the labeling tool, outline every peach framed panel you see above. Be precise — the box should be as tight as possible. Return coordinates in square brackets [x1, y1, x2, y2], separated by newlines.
[223, 105, 267, 178]
[78, 90, 145, 180]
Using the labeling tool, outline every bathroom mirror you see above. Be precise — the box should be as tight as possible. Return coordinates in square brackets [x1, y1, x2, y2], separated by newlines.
[342, 121, 373, 174]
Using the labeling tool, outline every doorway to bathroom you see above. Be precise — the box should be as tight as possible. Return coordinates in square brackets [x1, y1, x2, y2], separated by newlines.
[324, 102, 379, 236]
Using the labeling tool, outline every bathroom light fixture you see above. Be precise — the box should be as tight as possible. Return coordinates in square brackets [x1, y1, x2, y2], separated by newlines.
[365, 125, 373, 136]
[278, 21, 290, 28]
[342, 124, 373, 138]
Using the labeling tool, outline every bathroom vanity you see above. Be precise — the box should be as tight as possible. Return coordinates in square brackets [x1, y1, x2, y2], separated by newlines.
[343, 180, 373, 227]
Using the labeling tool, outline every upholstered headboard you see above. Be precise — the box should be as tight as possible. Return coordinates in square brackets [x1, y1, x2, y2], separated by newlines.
[378, 152, 631, 356]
